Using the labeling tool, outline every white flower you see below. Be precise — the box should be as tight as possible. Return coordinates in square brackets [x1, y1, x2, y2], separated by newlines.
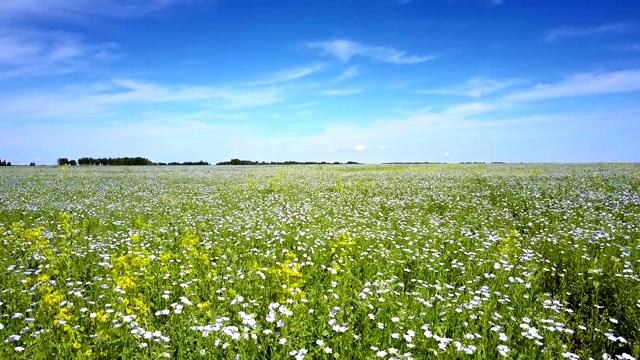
[180, 296, 192, 306]
[200, 349, 206, 356]
[279, 338, 287, 345]
[266, 310, 276, 323]
[497, 345, 510, 357]
[377, 350, 388, 358]
[499, 333, 508, 341]
[324, 347, 333, 354]
[15, 346, 25, 352]
[5, 335, 20, 342]
[316, 340, 325, 346]
[391, 317, 400, 323]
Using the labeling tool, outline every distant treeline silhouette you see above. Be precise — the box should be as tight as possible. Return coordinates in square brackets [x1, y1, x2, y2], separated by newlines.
[382, 162, 447, 164]
[57, 157, 210, 166]
[155, 161, 210, 166]
[216, 159, 361, 165]
[0, 159, 12, 166]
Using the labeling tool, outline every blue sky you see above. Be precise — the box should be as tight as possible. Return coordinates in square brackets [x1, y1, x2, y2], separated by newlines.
[1, 0, 640, 164]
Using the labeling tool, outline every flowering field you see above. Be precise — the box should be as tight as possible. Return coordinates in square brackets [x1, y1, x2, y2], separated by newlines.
[1, 164, 639, 359]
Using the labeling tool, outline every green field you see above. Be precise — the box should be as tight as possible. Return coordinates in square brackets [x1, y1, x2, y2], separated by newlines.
[1, 164, 639, 359]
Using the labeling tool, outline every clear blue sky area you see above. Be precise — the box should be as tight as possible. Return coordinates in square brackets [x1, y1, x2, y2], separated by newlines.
[2, 0, 640, 164]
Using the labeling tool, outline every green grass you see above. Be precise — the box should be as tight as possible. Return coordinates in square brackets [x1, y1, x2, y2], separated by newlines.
[0, 164, 639, 359]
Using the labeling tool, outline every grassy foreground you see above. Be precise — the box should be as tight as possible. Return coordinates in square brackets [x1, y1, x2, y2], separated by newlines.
[0, 164, 639, 359]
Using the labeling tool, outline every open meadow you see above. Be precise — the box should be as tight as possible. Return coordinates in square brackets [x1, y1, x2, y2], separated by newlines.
[0, 164, 639, 359]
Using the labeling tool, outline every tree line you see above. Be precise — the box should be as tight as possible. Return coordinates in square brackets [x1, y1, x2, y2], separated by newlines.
[216, 159, 361, 165]
[58, 157, 210, 166]
[0, 159, 12, 166]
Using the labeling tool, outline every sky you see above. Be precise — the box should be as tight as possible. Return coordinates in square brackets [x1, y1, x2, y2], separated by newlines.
[1, 0, 640, 165]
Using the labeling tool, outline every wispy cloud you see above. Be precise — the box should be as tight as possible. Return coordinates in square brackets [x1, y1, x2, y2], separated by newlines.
[336, 66, 360, 82]
[0, 78, 284, 119]
[246, 64, 324, 86]
[321, 89, 362, 96]
[504, 69, 640, 102]
[416, 77, 523, 97]
[488, 0, 504, 6]
[0, 0, 190, 21]
[0, 29, 120, 78]
[307, 39, 436, 64]
[545, 22, 637, 43]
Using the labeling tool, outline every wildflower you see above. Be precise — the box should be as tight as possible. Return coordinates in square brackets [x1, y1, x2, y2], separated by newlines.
[324, 347, 333, 353]
[562, 352, 579, 360]
[497, 345, 510, 357]
[180, 296, 192, 306]
[279, 338, 287, 345]
[5, 334, 20, 342]
[15, 346, 25, 352]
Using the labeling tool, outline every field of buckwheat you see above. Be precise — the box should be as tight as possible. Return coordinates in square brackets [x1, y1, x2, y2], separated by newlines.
[0, 164, 639, 360]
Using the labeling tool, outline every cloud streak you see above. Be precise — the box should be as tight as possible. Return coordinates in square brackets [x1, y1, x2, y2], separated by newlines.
[321, 89, 362, 96]
[0, 78, 284, 119]
[246, 64, 324, 86]
[504, 69, 640, 102]
[545, 22, 637, 43]
[416, 77, 524, 97]
[307, 39, 436, 64]
[0, 0, 190, 21]
[0, 29, 120, 78]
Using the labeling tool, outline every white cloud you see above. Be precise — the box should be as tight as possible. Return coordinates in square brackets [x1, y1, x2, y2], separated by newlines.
[504, 70, 640, 102]
[336, 66, 360, 82]
[321, 89, 362, 96]
[0, 78, 283, 119]
[0, 29, 120, 78]
[0, 0, 189, 21]
[353, 145, 366, 151]
[545, 22, 637, 43]
[417, 77, 523, 97]
[247, 64, 324, 86]
[307, 39, 436, 64]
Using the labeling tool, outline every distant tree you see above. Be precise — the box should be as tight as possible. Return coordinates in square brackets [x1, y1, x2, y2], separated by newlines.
[29, 162, 36, 166]
[69, 160, 77, 166]
[7, 162, 11, 166]
[57, 158, 70, 166]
